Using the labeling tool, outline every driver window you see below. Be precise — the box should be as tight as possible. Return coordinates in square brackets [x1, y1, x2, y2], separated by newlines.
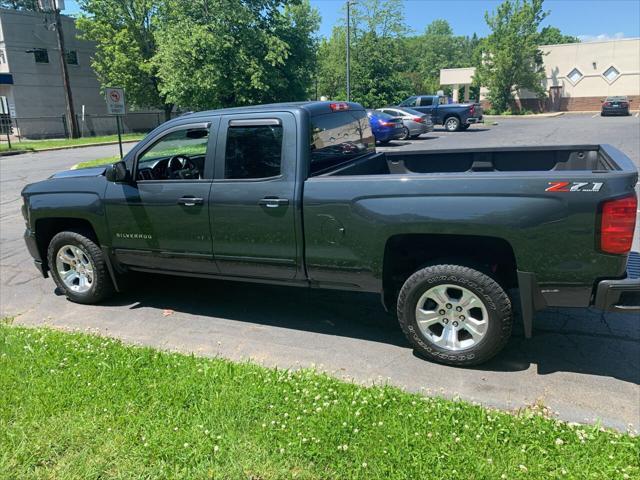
[137, 127, 209, 181]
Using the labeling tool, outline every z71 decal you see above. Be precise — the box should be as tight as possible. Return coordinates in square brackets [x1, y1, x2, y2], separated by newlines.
[545, 181, 603, 192]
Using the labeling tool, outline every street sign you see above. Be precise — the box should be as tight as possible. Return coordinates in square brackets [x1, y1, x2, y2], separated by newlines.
[105, 87, 125, 115]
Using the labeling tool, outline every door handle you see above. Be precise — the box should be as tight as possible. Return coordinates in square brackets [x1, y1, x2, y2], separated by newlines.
[178, 196, 204, 206]
[258, 197, 289, 208]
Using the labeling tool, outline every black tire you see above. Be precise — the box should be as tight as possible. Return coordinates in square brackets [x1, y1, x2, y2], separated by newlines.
[444, 116, 460, 132]
[47, 230, 114, 304]
[460, 123, 470, 130]
[401, 126, 411, 140]
[397, 264, 512, 366]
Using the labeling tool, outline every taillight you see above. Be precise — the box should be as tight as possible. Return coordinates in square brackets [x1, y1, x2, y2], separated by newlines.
[604, 102, 612, 107]
[620, 102, 628, 107]
[413, 117, 423, 123]
[379, 120, 395, 127]
[600, 194, 637, 254]
[330, 102, 349, 111]
[469, 104, 475, 115]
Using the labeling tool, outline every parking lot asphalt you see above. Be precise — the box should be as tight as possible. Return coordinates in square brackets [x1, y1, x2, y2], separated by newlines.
[1, 113, 639, 431]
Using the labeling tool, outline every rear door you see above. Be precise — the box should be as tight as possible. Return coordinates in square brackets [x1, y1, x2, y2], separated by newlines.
[210, 113, 300, 280]
[414, 96, 436, 117]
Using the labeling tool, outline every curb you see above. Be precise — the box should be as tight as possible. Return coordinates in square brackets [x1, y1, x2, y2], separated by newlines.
[0, 139, 141, 157]
[484, 112, 565, 119]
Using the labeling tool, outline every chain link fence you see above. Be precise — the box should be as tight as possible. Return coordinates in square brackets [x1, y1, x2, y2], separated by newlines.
[1, 112, 180, 142]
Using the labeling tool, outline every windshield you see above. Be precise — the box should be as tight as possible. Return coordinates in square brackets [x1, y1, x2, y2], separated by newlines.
[309, 109, 375, 175]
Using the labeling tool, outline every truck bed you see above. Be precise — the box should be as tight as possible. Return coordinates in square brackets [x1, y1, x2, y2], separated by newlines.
[321, 145, 624, 177]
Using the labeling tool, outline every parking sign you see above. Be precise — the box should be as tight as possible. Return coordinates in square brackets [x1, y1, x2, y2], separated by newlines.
[105, 87, 125, 115]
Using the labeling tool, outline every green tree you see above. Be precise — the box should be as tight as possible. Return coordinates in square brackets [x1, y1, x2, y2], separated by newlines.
[475, 0, 549, 113]
[317, 0, 411, 107]
[403, 20, 480, 95]
[76, 0, 173, 118]
[154, 0, 319, 110]
[537, 25, 579, 45]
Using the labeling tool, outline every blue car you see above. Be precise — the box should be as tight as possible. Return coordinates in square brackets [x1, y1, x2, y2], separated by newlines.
[366, 109, 404, 144]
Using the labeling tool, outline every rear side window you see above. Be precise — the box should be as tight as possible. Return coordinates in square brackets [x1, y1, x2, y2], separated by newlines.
[309, 110, 375, 175]
[419, 96, 433, 106]
[225, 125, 283, 179]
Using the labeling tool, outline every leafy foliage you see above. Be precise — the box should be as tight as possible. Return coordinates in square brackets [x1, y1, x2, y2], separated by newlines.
[76, 0, 318, 114]
[76, 0, 172, 117]
[317, 0, 412, 107]
[475, 0, 549, 113]
[404, 20, 479, 95]
[537, 25, 579, 45]
[154, 0, 319, 110]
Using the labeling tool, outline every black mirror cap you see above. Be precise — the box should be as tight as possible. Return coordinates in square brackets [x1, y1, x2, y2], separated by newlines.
[105, 161, 129, 183]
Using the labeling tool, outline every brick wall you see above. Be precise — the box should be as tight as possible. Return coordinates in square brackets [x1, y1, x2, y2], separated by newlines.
[482, 95, 639, 113]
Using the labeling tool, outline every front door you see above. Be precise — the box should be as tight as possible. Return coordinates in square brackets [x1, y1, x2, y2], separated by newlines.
[104, 120, 219, 274]
[210, 113, 299, 280]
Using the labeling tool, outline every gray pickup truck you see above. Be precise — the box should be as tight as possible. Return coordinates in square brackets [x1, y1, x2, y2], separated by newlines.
[21, 101, 639, 366]
[398, 95, 483, 131]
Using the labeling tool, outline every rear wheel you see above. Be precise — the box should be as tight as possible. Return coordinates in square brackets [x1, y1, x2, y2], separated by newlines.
[397, 264, 512, 366]
[401, 126, 411, 140]
[444, 116, 460, 132]
[47, 230, 114, 304]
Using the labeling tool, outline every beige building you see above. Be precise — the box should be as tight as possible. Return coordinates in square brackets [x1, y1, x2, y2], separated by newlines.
[0, 8, 108, 136]
[440, 38, 640, 112]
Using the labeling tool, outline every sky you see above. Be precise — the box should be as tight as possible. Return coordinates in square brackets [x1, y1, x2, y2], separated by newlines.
[62, 0, 640, 41]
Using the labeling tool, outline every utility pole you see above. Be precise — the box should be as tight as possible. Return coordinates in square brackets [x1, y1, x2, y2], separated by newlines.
[50, 2, 79, 138]
[346, 0, 352, 102]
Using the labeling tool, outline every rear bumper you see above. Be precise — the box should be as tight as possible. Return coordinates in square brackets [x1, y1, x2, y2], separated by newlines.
[601, 108, 629, 116]
[466, 116, 484, 124]
[592, 251, 640, 312]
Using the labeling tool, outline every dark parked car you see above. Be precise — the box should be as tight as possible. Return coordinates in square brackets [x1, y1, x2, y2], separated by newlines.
[376, 107, 433, 139]
[366, 109, 404, 144]
[398, 95, 483, 131]
[601, 96, 631, 116]
[21, 101, 640, 367]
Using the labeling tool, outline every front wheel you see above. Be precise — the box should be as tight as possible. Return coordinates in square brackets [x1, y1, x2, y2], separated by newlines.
[397, 264, 512, 366]
[47, 230, 114, 304]
[444, 116, 461, 132]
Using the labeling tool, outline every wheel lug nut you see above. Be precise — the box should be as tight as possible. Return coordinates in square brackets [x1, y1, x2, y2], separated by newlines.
[443, 318, 449, 324]
[453, 321, 459, 327]
[439, 309, 446, 315]
[446, 303, 452, 309]
[459, 315, 465, 320]
[456, 306, 462, 312]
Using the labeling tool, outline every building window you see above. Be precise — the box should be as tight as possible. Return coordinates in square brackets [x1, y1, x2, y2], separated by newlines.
[65, 50, 78, 65]
[566, 68, 583, 85]
[32, 48, 49, 64]
[602, 66, 620, 83]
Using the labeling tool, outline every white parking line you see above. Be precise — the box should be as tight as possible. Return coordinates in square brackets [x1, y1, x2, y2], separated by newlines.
[591, 113, 599, 118]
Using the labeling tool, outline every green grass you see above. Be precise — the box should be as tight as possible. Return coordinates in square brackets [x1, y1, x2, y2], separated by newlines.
[0, 133, 144, 152]
[1, 325, 637, 480]
[74, 155, 121, 169]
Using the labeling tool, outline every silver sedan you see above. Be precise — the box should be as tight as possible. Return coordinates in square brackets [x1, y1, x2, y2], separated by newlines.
[376, 107, 433, 140]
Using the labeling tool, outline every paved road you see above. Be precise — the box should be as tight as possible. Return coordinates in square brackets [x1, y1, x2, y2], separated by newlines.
[1, 115, 639, 431]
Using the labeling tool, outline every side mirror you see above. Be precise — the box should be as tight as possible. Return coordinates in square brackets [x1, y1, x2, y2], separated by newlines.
[105, 161, 130, 183]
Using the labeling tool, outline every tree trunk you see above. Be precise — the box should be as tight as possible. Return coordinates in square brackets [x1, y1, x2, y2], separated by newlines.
[163, 104, 174, 122]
